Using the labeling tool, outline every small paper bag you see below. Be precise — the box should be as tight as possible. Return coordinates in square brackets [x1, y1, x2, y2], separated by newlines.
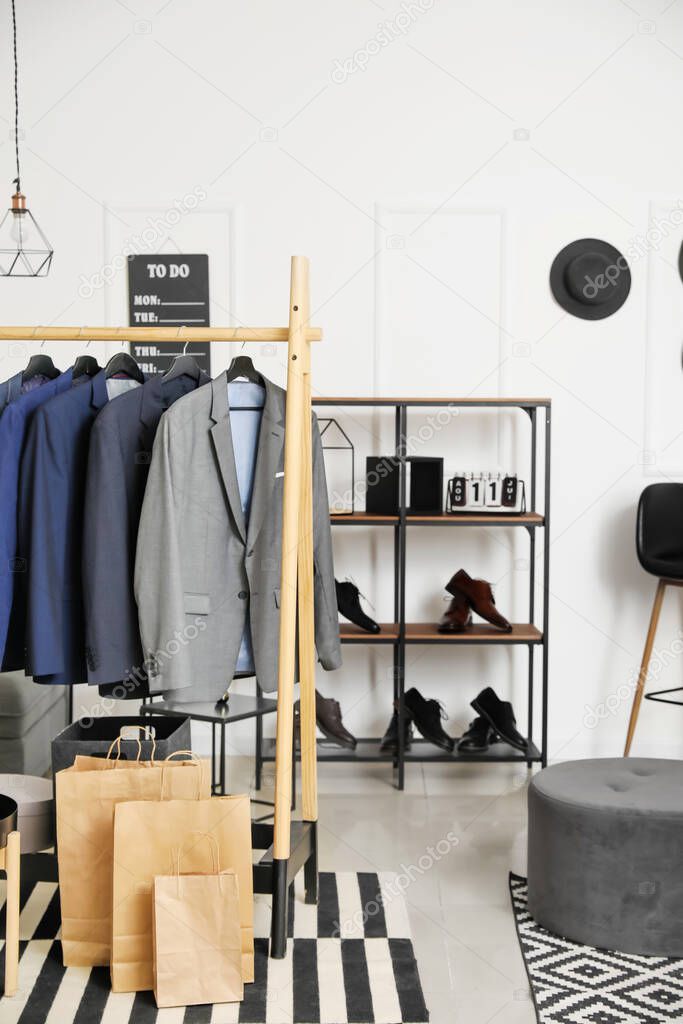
[152, 834, 243, 1009]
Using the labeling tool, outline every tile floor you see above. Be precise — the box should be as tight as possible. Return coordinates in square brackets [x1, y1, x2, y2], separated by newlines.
[236, 756, 536, 1024]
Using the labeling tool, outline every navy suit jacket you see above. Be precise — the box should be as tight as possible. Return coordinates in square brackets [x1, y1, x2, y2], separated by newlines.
[19, 370, 141, 684]
[0, 371, 58, 418]
[83, 371, 210, 695]
[0, 369, 74, 668]
[0, 372, 23, 415]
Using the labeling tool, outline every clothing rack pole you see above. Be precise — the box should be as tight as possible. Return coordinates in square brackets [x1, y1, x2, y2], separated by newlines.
[270, 255, 314, 955]
[3, 254, 322, 960]
[296, 263, 318, 879]
[0, 326, 322, 343]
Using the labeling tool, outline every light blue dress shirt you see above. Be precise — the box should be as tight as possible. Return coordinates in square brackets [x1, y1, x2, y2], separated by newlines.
[228, 381, 266, 675]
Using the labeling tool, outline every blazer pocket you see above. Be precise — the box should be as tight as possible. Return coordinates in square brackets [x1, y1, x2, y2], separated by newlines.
[184, 592, 211, 616]
[273, 588, 281, 608]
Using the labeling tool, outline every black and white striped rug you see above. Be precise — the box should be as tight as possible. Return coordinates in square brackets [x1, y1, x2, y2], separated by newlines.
[510, 873, 683, 1023]
[0, 871, 429, 1023]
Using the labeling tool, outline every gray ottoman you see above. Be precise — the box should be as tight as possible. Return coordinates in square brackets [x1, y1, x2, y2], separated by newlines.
[528, 758, 683, 956]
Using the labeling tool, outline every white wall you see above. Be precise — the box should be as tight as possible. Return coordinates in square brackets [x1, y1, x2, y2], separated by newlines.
[2, 0, 683, 761]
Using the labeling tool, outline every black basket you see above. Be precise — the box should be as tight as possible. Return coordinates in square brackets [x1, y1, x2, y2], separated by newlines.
[51, 715, 192, 776]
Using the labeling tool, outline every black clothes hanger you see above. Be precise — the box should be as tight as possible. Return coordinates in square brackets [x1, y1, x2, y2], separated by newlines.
[22, 354, 60, 382]
[227, 354, 264, 386]
[162, 354, 202, 383]
[227, 355, 265, 411]
[104, 351, 145, 384]
[72, 355, 101, 379]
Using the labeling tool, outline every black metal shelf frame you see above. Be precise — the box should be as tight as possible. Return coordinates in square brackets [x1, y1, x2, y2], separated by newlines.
[314, 396, 551, 790]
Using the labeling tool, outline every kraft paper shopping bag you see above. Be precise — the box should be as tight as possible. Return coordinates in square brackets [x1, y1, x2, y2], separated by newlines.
[112, 795, 254, 992]
[152, 834, 243, 1008]
[56, 741, 208, 967]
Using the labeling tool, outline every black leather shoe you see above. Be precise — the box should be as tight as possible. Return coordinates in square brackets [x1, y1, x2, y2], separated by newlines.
[404, 687, 454, 752]
[380, 706, 414, 753]
[457, 716, 498, 752]
[336, 579, 380, 633]
[470, 687, 527, 751]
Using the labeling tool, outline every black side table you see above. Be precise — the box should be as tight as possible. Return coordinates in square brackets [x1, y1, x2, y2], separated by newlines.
[140, 693, 278, 798]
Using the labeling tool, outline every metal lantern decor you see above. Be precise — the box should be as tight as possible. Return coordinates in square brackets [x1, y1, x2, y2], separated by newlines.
[0, 0, 53, 277]
[318, 418, 355, 514]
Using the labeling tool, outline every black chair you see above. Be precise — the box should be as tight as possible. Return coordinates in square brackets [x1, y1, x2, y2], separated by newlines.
[625, 483, 683, 754]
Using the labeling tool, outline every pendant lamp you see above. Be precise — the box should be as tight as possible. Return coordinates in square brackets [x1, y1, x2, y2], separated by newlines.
[0, 0, 53, 277]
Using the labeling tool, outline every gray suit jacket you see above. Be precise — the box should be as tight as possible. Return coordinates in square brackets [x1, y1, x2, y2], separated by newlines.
[134, 371, 342, 697]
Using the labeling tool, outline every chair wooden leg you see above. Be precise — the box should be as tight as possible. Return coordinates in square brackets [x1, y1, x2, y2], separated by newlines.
[3, 830, 20, 997]
[624, 579, 666, 756]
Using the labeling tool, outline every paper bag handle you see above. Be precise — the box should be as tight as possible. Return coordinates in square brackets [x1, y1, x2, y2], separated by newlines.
[160, 750, 204, 800]
[173, 831, 223, 895]
[164, 750, 201, 764]
[105, 726, 157, 764]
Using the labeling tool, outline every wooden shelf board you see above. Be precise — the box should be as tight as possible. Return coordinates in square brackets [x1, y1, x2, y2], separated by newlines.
[339, 623, 542, 644]
[330, 512, 399, 525]
[330, 512, 544, 527]
[404, 623, 542, 644]
[313, 397, 551, 407]
[340, 623, 399, 643]
[405, 512, 544, 526]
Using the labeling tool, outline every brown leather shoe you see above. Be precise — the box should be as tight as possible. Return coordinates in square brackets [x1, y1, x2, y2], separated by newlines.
[446, 568, 512, 632]
[437, 593, 472, 633]
[295, 691, 357, 750]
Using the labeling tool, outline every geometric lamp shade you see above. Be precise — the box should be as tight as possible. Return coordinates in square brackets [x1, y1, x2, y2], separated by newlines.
[0, 205, 53, 277]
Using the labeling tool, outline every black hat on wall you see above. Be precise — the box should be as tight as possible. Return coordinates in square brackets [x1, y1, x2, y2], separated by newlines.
[550, 238, 631, 320]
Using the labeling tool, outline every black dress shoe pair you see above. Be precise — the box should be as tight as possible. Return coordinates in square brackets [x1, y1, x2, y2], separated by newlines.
[381, 687, 454, 753]
[336, 579, 380, 633]
[457, 717, 499, 752]
[380, 704, 414, 753]
[469, 686, 527, 751]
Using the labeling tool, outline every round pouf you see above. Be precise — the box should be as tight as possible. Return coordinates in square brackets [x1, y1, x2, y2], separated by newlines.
[528, 758, 683, 956]
[0, 774, 53, 853]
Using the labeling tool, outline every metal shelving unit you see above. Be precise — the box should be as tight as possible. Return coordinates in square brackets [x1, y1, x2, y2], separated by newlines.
[265, 396, 551, 790]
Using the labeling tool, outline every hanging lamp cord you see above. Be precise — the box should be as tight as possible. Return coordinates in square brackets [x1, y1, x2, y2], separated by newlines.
[11, 0, 20, 192]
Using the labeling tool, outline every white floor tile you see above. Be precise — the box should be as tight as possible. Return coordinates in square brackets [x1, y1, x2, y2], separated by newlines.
[231, 755, 536, 1019]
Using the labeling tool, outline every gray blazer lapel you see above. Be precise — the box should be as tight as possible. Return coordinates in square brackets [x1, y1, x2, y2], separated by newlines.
[209, 371, 247, 543]
[247, 378, 285, 548]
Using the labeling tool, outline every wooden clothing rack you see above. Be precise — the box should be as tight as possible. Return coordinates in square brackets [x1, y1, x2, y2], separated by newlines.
[3, 254, 320, 959]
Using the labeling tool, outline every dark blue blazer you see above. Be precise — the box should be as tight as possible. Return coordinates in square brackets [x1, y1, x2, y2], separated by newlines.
[0, 369, 73, 668]
[83, 370, 210, 695]
[19, 370, 137, 685]
[0, 372, 23, 415]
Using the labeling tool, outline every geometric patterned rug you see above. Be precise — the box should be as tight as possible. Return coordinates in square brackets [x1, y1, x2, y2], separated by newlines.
[0, 871, 429, 1023]
[510, 873, 683, 1024]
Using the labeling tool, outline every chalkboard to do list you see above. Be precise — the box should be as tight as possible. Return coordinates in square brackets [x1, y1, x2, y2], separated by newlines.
[127, 254, 211, 375]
